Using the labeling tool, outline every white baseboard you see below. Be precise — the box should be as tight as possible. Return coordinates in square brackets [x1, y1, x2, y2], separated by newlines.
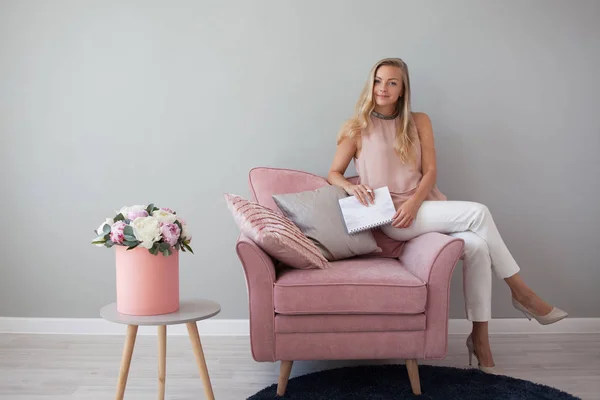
[0, 318, 249, 336]
[447, 318, 600, 334]
[0, 317, 598, 336]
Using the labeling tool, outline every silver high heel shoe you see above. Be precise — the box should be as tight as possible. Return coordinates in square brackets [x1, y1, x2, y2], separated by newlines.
[512, 297, 568, 325]
[466, 335, 503, 375]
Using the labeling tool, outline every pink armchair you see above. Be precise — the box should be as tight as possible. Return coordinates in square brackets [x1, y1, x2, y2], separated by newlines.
[235, 167, 464, 396]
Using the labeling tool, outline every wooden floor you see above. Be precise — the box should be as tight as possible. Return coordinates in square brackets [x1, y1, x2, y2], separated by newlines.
[0, 333, 598, 399]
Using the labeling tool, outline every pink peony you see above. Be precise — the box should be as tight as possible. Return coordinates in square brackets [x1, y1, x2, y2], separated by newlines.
[160, 223, 181, 247]
[110, 221, 127, 244]
[127, 210, 149, 220]
[161, 207, 175, 214]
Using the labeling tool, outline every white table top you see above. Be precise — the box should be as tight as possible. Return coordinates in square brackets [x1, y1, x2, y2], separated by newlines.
[100, 299, 221, 326]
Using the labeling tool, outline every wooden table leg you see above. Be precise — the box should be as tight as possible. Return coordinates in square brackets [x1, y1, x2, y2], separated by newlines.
[116, 325, 138, 400]
[158, 325, 166, 400]
[186, 322, 215, 400]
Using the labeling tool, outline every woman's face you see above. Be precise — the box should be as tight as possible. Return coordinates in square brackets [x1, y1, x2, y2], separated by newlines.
[373, 65, 403, 109]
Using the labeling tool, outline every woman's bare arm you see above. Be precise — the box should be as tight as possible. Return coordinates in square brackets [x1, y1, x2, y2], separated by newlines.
[411, 112, 438, 204]
[327, 137, 356, 190]
[327, 136, 374, 205]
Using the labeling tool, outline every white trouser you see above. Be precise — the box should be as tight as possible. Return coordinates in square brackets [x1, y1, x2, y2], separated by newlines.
[380, 201, 520, 322]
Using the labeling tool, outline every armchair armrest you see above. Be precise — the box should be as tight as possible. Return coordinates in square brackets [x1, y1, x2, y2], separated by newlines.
[235, 234, 276, 362]
[399, 232, 464, 359]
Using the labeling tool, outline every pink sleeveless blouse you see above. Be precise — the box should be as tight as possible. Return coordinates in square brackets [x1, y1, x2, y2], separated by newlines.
[354, 114, 447, 209]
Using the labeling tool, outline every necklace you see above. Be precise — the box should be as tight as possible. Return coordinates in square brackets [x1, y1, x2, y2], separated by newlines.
[371, 108, 399, 120]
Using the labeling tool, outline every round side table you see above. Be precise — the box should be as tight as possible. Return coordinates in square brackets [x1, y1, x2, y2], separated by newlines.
[100, 299, 221, 400]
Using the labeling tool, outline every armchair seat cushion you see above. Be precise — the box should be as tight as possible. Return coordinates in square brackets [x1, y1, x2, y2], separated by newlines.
[274, 257, 427, 315]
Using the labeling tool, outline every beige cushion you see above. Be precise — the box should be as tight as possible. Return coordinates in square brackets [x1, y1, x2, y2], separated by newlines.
[272, 185, 381, 261]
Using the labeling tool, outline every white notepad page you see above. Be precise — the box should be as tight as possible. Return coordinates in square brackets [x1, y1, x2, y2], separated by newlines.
[338, 186, 397, 234]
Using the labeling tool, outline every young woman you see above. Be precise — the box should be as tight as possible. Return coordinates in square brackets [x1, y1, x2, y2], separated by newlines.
[327, 57, 568, 374]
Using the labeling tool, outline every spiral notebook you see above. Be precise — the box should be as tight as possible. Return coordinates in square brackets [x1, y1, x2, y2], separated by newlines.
[338, 186, 396, 234]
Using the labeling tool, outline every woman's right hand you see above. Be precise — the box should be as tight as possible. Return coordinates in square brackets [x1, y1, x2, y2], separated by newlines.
[344, 184, 375, 206]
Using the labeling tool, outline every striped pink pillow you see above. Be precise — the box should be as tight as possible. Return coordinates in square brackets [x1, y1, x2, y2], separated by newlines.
[225, 193, 330, 269]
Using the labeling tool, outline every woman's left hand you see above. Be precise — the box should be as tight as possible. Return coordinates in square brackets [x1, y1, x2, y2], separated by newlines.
[392, 197, 421, 228]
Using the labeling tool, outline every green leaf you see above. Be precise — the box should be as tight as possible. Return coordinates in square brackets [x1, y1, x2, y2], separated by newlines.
[183, 242, 194, 254]
[146, 203, 154, 213]
[105, 240, 114, 248]
[91, 239, 106, 245]
[127, 242, 139, 250]
[123, 226, 134, 236]
[114, 213, 125, 222]
[123, 234, 137, 242]
[102, 224, 111, 234]
[149, 242, 160, 255]
[159, 242, 170, 251]
[123, 240, 138, 247]
[162, 248, 172, 257]
[174, 220, 182, 230]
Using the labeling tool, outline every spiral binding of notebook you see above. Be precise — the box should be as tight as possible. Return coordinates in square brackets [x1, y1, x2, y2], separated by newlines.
[338, 186, 397, 234]
[349, 216, 394, 233]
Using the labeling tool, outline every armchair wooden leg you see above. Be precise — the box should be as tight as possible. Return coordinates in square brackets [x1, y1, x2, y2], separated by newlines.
[405, 359, 422, 395]
[276, 360, 293, 396]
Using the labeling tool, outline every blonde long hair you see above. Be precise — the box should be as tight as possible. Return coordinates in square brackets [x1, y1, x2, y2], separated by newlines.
[337, 57, 417, 165]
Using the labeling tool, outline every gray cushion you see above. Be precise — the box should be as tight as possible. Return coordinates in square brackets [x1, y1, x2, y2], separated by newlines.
[272, 185, 381, 261]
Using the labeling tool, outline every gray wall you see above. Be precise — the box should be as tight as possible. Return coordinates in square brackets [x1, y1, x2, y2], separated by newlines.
[1, 0, 599, 319]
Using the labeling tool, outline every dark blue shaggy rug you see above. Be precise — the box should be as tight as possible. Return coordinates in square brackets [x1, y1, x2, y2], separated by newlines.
[247, 364, 580, 399]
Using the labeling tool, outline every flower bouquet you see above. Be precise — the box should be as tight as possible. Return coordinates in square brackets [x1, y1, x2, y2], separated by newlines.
[92, 203, 193, 315]
[91, 203, 193, 256]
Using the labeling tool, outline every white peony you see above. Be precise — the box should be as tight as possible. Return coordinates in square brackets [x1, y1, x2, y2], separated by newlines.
[181, 221, 191, 241]
[131, 216, 161, 249]
[152, 209, 177, 225]
[118, 204, 147, 219]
